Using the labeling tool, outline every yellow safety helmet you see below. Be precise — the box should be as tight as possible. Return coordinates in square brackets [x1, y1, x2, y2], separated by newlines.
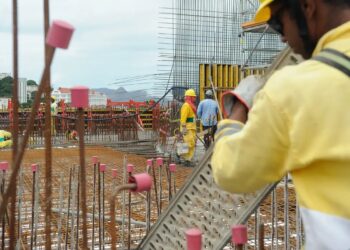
[51, 96, 56, 101]
[184, 89, 196, 97]
[255, 0, 274, 23]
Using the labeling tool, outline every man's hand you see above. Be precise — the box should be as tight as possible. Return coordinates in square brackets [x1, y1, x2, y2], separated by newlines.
[181, 126, 187, 136]
[222, 75, 264, 117]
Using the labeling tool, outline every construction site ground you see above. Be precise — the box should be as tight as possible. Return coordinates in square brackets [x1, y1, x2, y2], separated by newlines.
[0, 145, 299, 249]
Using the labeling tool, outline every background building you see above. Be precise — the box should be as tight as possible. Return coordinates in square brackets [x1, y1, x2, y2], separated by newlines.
[52, 87, 108, 107]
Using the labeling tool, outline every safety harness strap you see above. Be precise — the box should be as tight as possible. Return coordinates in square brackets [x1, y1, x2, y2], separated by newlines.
[313, 48, 350, 77]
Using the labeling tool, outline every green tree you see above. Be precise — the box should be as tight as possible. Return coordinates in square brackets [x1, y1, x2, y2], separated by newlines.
[0, 76, 13, 97]
[27, 80, 38, 86]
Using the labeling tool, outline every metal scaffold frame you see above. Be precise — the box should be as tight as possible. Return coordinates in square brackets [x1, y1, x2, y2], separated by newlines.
[155, 0, 285, 100]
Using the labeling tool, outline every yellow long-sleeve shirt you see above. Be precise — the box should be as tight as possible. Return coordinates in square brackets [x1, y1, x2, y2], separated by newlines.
[212, 21, 350, 249]
[180, 102, 196, 131]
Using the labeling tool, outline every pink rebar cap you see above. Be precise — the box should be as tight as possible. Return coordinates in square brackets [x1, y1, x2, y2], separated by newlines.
[156, 157, 163, 167]
[127, 164, 134, 173]
[128, 173, 152, 192]
[231, 225, 248, 245]
[31, 163, 38, 172]
[112, 169, 117, 178]
[92, 156, 99, 164]
[71, 86, 89, 108]
[186, 228, 202, 250]
[146, 159, 153, 167]
[0, 161, 9, 171]
[99, 163, 106, 172]
[46, 20, 74, 49]
[169, 163, 176, 173]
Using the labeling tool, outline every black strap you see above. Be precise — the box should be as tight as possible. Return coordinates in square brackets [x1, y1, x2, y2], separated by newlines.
[313, 48, 350, 77]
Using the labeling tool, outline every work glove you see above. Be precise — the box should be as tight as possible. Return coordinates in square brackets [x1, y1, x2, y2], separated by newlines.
[181, 126, 187, 136]
[222, 75, 264, 117]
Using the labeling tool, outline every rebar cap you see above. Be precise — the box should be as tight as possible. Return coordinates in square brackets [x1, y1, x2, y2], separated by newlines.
[92, 156, 99, 164]
[146, 159, 153, 167]
[127, 164, 134, 173]
[112, 169, 117, 178]
[0, 161, 9, 171]
[186, 228, 202, 250]
[156, 157, 163, 166]
[71, 86, 89, 108]
[169, 163, 176, 173]
[99, 163, 106, 172]
[46, 20, 74, 49]
[31, 163, 38, 172]
[128, 173, 152, 192]
[231, 224, 247, 245]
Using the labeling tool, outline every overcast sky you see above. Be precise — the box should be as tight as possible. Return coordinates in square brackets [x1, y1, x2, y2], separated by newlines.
[0, 0, 162, 92]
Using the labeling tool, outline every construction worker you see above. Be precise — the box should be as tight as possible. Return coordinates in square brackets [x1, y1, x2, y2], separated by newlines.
[0, 130, 12, 148]
[179, 89, 197, 167]
[197, 89, 219, 149]
[211, 0, 350, 249]
[51, 96, 57, 135]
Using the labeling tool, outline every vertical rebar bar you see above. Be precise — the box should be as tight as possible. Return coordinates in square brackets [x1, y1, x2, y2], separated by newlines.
[10, 0, 19, 247]
[1, 169, 7, 249]
[92, 161, 97, 249]
[57, 173, 64, 250]
[64, 167, 72, 250]
[77, 107, 88, 248]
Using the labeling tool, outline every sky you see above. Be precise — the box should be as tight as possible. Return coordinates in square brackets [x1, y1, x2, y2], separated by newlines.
[0, 0, 162, 92]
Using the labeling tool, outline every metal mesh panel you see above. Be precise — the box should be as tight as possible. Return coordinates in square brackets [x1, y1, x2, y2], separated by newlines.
[155, 0, 285, 99]
[138, 148, 275, 249]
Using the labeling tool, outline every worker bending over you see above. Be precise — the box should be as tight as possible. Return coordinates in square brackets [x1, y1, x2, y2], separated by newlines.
[180, 89, 197, 167]
[211, 0, 350, 249]
[0, 130, 12, 148]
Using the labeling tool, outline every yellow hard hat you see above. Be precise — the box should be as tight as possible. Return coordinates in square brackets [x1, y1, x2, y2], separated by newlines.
[255, 0, 274, 22]
[185, 89, 196, 97]
[51, 96, 56, 101]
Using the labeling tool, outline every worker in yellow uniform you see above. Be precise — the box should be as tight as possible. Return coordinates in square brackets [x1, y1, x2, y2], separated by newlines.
[180, 89, 197, 167]
[51, 96, 58, 135]
[211, 0, 350, 249]
[0, 130, 12, 148]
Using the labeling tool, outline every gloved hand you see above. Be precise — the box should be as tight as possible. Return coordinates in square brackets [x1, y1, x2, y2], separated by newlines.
[181, 126, 187, 136]
[222, 75, 264, 117]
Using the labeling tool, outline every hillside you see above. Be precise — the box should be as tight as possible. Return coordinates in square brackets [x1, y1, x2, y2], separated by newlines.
[94, 87, 151, 101]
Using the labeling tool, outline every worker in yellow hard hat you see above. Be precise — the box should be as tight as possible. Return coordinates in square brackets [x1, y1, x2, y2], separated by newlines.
[51, 95, 58, 135]
[0, 130, 12, 149]
[179, 88, 197, 167]
[211, 0, 350, 249]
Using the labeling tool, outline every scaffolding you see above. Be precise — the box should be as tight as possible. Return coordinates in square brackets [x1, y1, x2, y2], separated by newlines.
[155, 0, 285, 100]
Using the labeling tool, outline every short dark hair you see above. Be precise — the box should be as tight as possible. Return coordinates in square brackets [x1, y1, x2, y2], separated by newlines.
[323, 0, 350, 7]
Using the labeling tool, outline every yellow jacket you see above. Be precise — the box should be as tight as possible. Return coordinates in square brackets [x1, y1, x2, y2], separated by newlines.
[0, 130, 11, 141]
[212, 21, 350, 249]
[180, 102, 196, 131]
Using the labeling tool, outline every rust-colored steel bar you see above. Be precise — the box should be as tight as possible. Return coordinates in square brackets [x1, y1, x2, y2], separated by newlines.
[128, 172, 132, 250]
[1, 170, 6, 249]
[102, 171, 105, 249]
[110, 183, 137, 250]
[92, 162, 97, 248]
[78, 108, 88, 249]
[98, 165, 102, 249]
[75, 170, 80, 249]
[258, 223, 265, 250]
[30, 171, 36, 249]
[64, 167, 73, 250]
[0, 45, 56, 227]
[151, 165, 159, 215]
[43, 0, 52, 246]
[10, 0, 19, 247]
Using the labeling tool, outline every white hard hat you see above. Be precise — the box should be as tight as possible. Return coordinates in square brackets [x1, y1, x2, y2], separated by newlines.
[205, 89, 213, 97]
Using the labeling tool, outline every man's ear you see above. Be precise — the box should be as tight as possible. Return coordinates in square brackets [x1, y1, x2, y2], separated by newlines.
[300, 0, 317, 21]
